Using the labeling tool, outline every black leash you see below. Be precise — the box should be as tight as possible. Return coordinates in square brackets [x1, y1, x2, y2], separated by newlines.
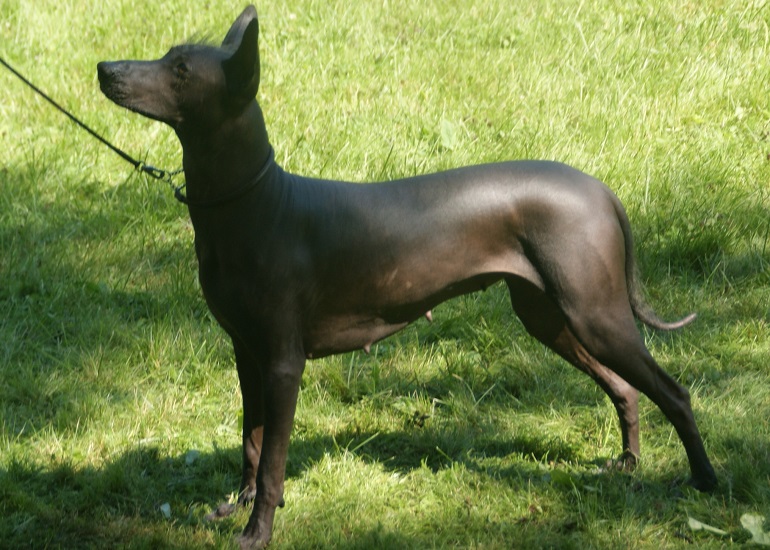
[0, 55, 188, 203]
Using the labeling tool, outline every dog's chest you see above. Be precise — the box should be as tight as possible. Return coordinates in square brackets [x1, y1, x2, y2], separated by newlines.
[193, 236, 266, 328]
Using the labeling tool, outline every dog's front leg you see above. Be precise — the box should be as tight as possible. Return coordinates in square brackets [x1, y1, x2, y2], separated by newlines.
[234, 340, 265, 506]
[207, 340, 267, 521]
[238, 351, 305, 549]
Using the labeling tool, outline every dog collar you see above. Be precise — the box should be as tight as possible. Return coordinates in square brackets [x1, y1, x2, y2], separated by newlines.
[175, 146, 275, 207]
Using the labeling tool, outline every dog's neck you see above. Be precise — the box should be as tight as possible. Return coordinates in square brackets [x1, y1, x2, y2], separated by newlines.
[177, 100, 273, 206]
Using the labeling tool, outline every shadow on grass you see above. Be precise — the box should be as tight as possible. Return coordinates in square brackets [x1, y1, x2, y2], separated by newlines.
[2, 160, 763, 546]
[1, 445, 230, 548]
[294, 426, 582, 477]
[628, 164, 769, 282]
[2, 421, 697, 549]
[0, 434, 623, 549]
[1, 163, 209, 438]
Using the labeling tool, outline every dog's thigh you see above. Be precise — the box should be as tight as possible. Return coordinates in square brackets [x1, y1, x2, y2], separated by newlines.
[506, 277, 640, 463]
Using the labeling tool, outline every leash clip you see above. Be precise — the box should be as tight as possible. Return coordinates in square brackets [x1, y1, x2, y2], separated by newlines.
[139, 162, 188, 204]
[139, 163, 168, 180]
[174, 184, 189, 204]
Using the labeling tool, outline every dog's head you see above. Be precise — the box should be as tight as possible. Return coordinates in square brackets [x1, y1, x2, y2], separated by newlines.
[97, 5, 261, 132]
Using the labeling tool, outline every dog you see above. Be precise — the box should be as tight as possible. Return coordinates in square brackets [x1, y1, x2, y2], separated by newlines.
[97, 5, 717, 548]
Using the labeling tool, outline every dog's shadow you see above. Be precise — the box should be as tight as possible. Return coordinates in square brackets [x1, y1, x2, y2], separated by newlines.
[3, 160, 747, 546]
[0, 428, 599, 547]
[287, 424, 582, 481]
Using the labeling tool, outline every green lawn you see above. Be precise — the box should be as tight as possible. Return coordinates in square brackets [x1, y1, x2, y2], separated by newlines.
[1, 0, 769, 548]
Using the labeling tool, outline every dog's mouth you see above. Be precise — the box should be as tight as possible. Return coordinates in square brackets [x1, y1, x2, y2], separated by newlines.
[99, 83, 157, 121]
[98, 78, 128, 107]
[97, 61, 179, 126]
[97, 62, 135, 108]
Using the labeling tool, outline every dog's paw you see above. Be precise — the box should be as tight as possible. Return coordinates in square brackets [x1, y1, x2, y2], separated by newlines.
[236, 533, 271, 550]
[603, 450, 639, 473]
[204, 502, 236, 521]
[615, 450, 640, 472]
[687, 474, 718, 493]
[238, 488, 257, 506]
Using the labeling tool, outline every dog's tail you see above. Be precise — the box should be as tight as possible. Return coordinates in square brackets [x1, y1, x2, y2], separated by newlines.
[613, 194, 697, 331]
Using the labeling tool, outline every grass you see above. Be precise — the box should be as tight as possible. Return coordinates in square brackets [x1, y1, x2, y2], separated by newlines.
[1, 0, 769, 547]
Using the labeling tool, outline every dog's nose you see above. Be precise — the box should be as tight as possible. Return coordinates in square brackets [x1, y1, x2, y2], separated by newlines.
[97, 61, 114, 83]
[96, 61, 126, 98]
[97, 61, 128, 85]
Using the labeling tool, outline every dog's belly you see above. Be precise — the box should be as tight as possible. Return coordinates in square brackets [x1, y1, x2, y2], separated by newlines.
[303, 271, 512, 358]
[303, 317, 409, 359]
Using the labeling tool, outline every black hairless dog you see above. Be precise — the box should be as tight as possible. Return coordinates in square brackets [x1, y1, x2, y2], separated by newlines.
[97, 5, 716, 548]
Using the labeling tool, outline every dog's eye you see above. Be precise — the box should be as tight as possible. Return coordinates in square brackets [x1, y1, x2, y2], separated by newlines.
[175, 63, 189, 77]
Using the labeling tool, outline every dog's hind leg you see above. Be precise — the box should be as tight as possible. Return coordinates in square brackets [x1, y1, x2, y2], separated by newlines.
[506, 277, 641, 469]
[561, 303, 716, 491]
[506, 198, 714, 490]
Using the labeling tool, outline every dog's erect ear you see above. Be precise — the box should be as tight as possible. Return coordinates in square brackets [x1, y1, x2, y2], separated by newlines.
[222, 5, 258, 49]
[222, 5, 260, 100]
